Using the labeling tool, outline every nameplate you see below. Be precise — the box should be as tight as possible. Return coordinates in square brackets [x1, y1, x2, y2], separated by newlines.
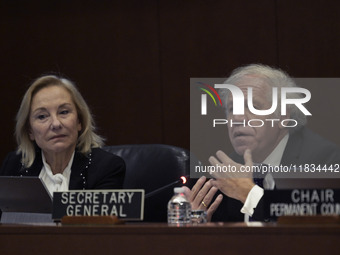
[52, 189, 144, 221]
[264, 189, 340, 220]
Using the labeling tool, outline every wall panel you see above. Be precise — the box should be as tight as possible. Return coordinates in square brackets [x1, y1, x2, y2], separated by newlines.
[277, 0, 340, 145]
[159, 0, 278, 156]
[0, 1, 162, 163]
[1, 0, 339, 165]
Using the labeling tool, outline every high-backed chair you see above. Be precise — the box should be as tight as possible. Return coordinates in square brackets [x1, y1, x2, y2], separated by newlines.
[103, 144, 191, 222]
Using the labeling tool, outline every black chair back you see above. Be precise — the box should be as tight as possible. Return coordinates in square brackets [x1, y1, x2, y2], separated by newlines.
[103, 144, 191, 222]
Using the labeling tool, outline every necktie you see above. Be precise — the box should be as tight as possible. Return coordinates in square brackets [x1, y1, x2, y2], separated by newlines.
[253, 164, 267, 188]
[253, 176, 263, 188]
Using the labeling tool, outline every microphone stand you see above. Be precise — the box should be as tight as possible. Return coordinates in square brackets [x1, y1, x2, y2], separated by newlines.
[145, 175, 189, 199]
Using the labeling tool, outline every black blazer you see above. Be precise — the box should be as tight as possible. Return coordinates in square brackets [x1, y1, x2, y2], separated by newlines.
[212, 127, 340, 222]
[0, 147, 126, 190]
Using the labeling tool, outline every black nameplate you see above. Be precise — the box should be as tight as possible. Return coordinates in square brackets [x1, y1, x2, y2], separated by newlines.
[264, 189, 340, 221]
[52, 189, 144, 221]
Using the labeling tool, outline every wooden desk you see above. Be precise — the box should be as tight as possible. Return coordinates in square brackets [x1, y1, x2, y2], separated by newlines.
[0, 222, 339, 255]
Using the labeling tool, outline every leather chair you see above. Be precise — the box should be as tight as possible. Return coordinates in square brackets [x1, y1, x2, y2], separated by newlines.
[103, 144, 191, 222]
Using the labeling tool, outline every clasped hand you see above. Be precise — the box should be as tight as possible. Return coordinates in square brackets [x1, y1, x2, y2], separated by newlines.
[183, 149, 256, 221]
[209, 149, 255, 204]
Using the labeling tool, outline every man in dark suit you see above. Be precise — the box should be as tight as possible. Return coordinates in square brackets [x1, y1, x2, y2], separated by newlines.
[186, 64, 340, 222]
[211, 126, 340, 222]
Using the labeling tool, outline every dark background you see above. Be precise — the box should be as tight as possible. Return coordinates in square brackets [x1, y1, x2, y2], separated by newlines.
[1, 0, 340, 164]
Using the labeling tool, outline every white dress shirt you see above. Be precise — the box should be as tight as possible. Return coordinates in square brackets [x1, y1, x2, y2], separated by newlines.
[39, 151, 74, 197]
[241, 134, 289, 221]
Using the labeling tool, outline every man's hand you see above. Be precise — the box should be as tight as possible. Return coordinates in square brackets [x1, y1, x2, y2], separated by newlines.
[182, 176, 223, 222]
[209, 149, 255, 203]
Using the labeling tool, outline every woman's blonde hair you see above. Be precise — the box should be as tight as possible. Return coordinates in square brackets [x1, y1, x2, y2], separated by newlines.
[16, 75, 105, 167]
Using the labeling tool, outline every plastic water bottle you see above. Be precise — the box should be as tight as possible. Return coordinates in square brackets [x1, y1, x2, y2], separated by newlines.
[167, 187, 192, 225]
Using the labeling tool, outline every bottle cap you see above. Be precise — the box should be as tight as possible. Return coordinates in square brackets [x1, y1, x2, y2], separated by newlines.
[174, 187, 185, 194]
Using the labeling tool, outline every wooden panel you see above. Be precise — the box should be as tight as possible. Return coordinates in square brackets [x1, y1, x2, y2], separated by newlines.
[277, 0, 340, 146]
[0, 223, 340, 255]
[159, 0, 278, 152]
[277, 0, 340, 76]
[1, 0, 339, 165]
[0, 1, 162, 163]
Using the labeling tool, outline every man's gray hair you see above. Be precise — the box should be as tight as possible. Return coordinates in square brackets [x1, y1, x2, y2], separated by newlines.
[219, 64, 307, 132]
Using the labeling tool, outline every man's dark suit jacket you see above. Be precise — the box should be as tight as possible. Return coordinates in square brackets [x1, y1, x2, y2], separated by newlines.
[0, 147, 126, 190]
[211, 127, 340, 222]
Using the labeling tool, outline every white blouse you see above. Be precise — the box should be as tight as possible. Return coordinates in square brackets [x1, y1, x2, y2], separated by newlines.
[39, 151, 74, 197]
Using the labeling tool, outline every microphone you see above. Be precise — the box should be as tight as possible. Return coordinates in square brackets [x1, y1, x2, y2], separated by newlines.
[145, 175, 189, 199]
